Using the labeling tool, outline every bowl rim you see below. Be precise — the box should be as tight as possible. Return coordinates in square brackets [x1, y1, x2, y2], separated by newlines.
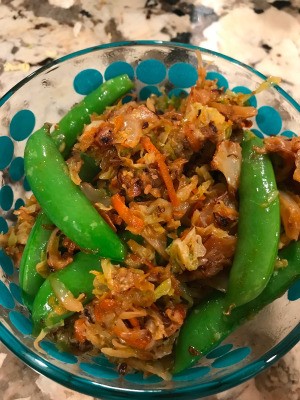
[0, 40, 299, 399]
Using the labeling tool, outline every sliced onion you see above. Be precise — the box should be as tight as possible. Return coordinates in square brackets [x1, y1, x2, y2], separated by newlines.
[80, 182, 111, 207]
[33, 329, 48, 354]
[49, 275, 84, 312]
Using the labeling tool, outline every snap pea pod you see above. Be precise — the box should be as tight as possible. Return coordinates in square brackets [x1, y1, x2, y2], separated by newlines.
[79, 153, 100, 182]
[173, 241, 300, 374]
[32, 252, 102, 334]
[19, 212, 53, 311]
[24, 126, 127, 261]
[226, 131, 280, 309]
[51, 74, 134, 158]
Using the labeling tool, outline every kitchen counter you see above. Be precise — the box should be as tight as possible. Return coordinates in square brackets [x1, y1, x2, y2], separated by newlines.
[0, 1, 299, 399]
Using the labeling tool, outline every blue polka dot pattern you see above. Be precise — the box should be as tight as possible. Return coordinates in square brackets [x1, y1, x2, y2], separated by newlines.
[0, 281, 15, 309]
[122, 94, 134, 104]
[136, 59, 166, 84]
[206, 71, 229, 90]
[40, 341, 78, 364]
[206, 343, 233, 359]
[9, 282, 23, 304]
[288, 279, 300, 301]
[212, 347, 251, 369]
[104, 61, 134, 81]
[139, 86, 162, 101]
[251, 128, 264, 139]
[73, 69, 103, 95]
[15, 199, 25, 210]
[168, 62, 198, 88]
[125, 372, 163, 384]
[281, 130, 297, 138]
[0, 185, 14, 211]
[0, 250, 14, 275]
[15, 198, 25, 210]
[9, 157, 25, 181]
[0, 136, 14, 170]
[168, 88, 188, 99]
[23, 176, 31, 192]
[256, 106, 282, 136]
[9, 110, 35, 141]
[0, 217, 8, 234]
[80, 363, 119, 379]
[9, 310, 32, 335]
[232, 86, 257, 108]
[173, 366, 210, 382]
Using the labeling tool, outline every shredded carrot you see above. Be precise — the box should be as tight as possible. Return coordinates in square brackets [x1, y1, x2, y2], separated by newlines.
[129, 317, 140, 328]
[141, 136, 180, 207]
[111, 193, 145, 234]
[113, 115, 124, 132]
[74, 318, 87, 343]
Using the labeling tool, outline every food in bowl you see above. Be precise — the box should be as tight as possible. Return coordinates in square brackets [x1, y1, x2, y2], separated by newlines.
[1, 53, 300, 380]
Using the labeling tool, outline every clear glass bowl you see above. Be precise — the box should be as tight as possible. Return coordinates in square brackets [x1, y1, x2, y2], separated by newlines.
[0, 41, 299, 400]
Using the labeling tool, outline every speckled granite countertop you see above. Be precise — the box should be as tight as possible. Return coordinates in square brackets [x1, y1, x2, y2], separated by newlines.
[0, 1, 299, 399]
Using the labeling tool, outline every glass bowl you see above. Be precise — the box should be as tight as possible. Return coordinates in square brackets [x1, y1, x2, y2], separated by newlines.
[0, 41, 299, 400]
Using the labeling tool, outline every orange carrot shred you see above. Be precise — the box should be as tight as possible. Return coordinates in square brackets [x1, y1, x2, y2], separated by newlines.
[111, 193, 145, 234]
[141, 136, 180, 207]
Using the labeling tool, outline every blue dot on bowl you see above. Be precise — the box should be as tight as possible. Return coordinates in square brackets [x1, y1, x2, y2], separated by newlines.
[9, 157, 25, 181]
[212, 347, 251, 369]
[251, 128, 264, 139]
[9, 110, 35, 141]
[122, 94, 134, 104]
[0, 185, 14, 211]
[0, 217, 8, 234]
[0, 281, 15, 309]
[125, 372, 163, 384]
[23, 176, 31, 192]
[206, 343, 233, 359]
[288, 279, 300, 301]
[168, 63, 198, 88]
[0, 250, 14, 275]
[9, 310, 32, 335]
[80, 362, 119, 379]
[173, 366, 210, 382]
[256, 106, 282, 136]
[232, 86, 257, 108]
[40, 341, 78, 364]
[139, 85, 162, 101]
[104, 61, 134, 81]
[206, 71, 229, 90]
[73, 69, 103, 95]
[14, 198, 25, 210]
[281, 130, 297, 138]
[0, 136, 14, 170]
[9, 282, 23, 304]
[136, 59, 166, 84]
[168, 88, 188, 99]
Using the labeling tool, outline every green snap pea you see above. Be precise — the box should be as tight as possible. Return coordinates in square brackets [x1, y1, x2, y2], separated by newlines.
[173, 241, 300, 374]
[24, 126, 127, 261]
[51, 74, 134, 158]
[79, 153, 100, 183]
[19, 212, 53, 311]
[32, 252, 102, 333]
[225, 131, 280, 309]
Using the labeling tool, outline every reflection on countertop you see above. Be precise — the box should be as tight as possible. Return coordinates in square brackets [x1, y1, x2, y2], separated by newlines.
[0, 1, 299, 400]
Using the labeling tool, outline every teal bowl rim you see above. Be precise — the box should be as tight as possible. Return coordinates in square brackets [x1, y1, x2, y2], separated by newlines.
[0, 40, 299, 399]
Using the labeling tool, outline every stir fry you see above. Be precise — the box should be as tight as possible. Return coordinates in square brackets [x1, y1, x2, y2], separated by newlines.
[1, 55, 300, 380]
